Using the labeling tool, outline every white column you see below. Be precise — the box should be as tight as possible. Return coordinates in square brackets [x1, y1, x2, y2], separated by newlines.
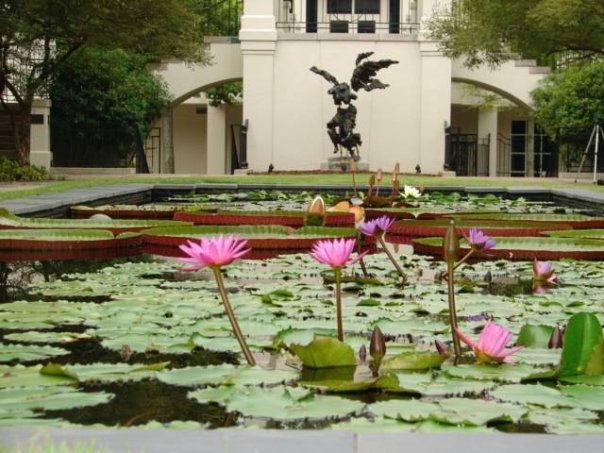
[478, 108, 498, 176]
[206, 105, 227, 174]
[29, 99, 52, 168]
[418, 41, 451, 174]
[239, 1, 277, 172]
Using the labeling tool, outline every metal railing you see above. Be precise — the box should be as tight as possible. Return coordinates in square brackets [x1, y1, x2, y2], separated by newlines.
[276, 0, 420, 35]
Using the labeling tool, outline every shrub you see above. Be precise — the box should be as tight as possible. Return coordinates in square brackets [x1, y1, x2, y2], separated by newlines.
[0, 157, 50, 182]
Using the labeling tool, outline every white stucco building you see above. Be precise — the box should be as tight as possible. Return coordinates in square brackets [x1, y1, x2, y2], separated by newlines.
[150, 0, 554, 177]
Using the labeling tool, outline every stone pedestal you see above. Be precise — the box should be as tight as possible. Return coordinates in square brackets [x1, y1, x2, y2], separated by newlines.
[320, 157, 370, 172]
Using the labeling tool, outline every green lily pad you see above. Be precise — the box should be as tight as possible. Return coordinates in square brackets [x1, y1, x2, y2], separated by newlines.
[299, 374, 399, 393]
[188, 385, 365, 421]
[516, 324, 554, 348]
[289, 336, 356, 368]
[559, 312, 604, 376]
[381, 351, 445, 371]
[0, 386, 113, 412]
[490, 384, 578, 408]
[157, 364, 298, 387]
[0, 344, 69, 363]
[442, 363, 555, 383]
[560, 384, 604, 410]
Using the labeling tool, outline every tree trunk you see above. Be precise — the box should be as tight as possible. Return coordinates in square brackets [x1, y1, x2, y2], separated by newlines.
[15, 106, 31, 166]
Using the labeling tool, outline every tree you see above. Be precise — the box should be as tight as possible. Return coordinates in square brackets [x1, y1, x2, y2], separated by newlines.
[0, 0, 209, 165]
[50, 48, 171, 167]
[532, 60, 604, 138]
[429, 0, 604, 67]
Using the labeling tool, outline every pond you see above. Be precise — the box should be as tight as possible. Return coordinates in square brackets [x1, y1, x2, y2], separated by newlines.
[0, 190, 603, 435]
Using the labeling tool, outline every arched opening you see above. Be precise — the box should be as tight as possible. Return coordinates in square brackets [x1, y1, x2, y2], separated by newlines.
[145, 78, 243, 175]
[447, 80, 557, 178]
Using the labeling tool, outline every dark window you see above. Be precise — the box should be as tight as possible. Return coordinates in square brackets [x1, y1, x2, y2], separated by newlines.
[357, 20, 376, 33]
[355, 0, 380, 14]
[330, 20, 349, 33]
[327, 0, 352, 14]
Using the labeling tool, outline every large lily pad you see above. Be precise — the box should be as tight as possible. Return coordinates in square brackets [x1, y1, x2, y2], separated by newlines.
[413, 236, 604, 260]
[188, 385, 365, 421]
[157, 364, 298, 387]
[289, 336, 356, 368]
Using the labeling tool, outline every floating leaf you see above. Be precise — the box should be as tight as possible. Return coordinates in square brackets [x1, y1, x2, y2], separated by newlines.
[381, 352, 445, 371]
[516, 324, 554, 348]
[559, 312, 604, 376]
[490, 384, 578, 409]
[299, 374, 399, 393]
[435, 397, 527, 426]
[189, 385, 364, 421]
[369, 399, 438, 421]
[157, 364, 297, 387]
[442, 363, 554, 383]
[289, 336, 356, 368]
[0, 344, 69, 363]
[560, 384, 604, 410]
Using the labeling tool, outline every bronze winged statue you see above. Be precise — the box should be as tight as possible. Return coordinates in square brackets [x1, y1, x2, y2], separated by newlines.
[310, 52, 398, 160]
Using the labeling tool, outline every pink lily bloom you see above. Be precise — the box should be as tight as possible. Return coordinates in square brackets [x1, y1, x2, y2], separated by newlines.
[179, 235, 250, 271]
[466, 228, 496, 253]
[309, 238, 365, 268]
[533, 259, 557, 284]
[454, 321, 521, 364]
[359, 216, 395, 237]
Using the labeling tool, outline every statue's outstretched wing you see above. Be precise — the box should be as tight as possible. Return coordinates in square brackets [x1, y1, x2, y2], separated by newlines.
[310, 66, 339, 86]
[355, 52, 374, 67]
[351, 58, 399, 92]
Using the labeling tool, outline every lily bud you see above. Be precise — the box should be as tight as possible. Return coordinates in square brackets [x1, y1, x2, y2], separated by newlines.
[369, 326, 386, 363]
[434, 339, 449, 356]
[548, 325, 563, 349]
[358, 344, 367, 363]
[305, 196, 326, 226]
[443, 220, 459, 264]
[392, 162, 400, 183]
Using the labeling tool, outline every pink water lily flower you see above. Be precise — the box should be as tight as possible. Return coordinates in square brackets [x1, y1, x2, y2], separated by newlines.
[533, 258, 557, 284]
[454, 321, 521, 364]
[359, 216, 395, 237]
[179, 235, 250, 271]
[309, 238, 365, 268]
[466, 228, 496, 253]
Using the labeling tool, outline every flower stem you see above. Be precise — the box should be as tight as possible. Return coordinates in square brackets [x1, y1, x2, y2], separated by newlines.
[453, 249, 474, 271]
[335, 267, 344, 342]
[446, 259, 461, 357]
[377, 235, 407, 284]
[212, 267, 256, 366]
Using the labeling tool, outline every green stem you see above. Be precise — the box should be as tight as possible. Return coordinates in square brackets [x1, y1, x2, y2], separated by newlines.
[212, 267, 256, 366]
[335, 267, 344, 342]
[453, 249, 474, 271]
[377, 235, 407, 284]
[447, 259, 461, 357]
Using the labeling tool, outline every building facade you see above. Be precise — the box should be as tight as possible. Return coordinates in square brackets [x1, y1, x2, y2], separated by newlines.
[151, 0, 552, 177]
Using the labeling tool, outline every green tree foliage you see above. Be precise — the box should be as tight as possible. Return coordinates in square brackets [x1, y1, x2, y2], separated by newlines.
[0, 0, 209, 164]
[50, 48, 171, 167]
[206, 81, 242, 107]
[429, 0, 604, 67]
[532, 60, 604, 138]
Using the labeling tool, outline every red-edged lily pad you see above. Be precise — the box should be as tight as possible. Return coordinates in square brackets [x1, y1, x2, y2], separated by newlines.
[70, 204, 209, 220]
[389, 219, 573, 238]
[443, 213, 604, 229]
[0, 229, 142, 261]
[141, 225, 366, 251]
[174, 210, 355, 227]
[0, 208, 191, 234]
[413, 236, 604, 260]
